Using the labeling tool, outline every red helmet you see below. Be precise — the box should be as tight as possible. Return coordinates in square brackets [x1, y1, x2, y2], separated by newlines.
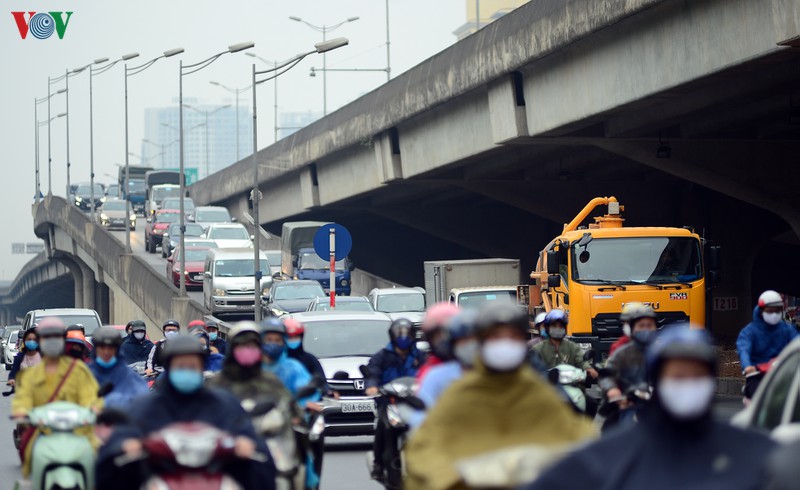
[284, 317, 306, 337]
[187, 319, 206, 332]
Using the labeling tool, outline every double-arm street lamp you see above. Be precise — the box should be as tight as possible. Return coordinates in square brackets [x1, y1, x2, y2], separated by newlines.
[182, 104, 231, 178]
[34, 90, 66, 202]
[143, 137, 180, 168]
[176, 42, 255, 296]
[249, 37, 349, 320]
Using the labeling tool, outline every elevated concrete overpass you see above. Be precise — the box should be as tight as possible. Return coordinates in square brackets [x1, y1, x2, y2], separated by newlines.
[0, 253, 74, 324]
[189, 0, 800, 338]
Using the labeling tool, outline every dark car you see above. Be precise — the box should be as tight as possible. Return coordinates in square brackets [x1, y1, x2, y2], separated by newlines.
[161, 222, 205, 258]
[72, 182, 105, 211]
[306, 296, 374, 312]
[144, 210, 181, 254]
[166, 246, 209, 289]
[265, 280, 326, 317]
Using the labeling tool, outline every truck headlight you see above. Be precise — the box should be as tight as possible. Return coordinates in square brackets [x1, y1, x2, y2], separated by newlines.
[213, 288, 227, 296]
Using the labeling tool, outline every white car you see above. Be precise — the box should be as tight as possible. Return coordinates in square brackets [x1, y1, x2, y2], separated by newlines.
[4, 330, 19, 370]
[203, 223, 253, 249]
[367, 287, 427, 327]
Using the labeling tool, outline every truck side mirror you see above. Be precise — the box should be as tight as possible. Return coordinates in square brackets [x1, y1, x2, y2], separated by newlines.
[707, 245, 721, 271]
[546, 250, 559, 275]
[547, 275, 561, 288]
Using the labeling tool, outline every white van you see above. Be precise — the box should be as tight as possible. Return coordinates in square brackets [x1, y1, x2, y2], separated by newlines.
[204, 248, 273, 315]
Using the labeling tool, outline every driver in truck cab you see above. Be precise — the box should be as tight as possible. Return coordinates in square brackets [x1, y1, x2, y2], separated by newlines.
[532, 309, 598, 379]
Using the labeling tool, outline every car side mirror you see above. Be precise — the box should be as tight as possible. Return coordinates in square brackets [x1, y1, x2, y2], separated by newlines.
[231, 217, 237, 222]
[348, 262, 355, 271]
[250, 235, 255, 241]
[272, 272, 282, 279]
[707, 245, 721, 271]
[203, 271, 211, 278]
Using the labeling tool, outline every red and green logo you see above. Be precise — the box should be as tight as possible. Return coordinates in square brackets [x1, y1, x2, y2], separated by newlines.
[11, 12, 73, 40]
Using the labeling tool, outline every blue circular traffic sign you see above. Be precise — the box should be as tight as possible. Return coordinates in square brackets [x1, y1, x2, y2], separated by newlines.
[313, 223, 352, 261]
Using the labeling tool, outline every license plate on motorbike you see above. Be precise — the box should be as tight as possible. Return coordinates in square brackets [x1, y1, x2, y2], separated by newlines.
[341, 401, 374, 413]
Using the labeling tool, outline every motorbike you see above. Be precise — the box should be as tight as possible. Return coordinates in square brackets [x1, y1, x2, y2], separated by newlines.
[129, 362, 162, 390]
[743, 358, 776, 404]
[363, 374, 425, 490]
[546, 350, 601, 416]
[597, 380, 652, 432]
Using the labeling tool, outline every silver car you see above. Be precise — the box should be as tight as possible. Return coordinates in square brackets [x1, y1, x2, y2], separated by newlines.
[203, 248, 273, 315]
[98, 199, 136, 231]
[368, 287, 427, 334]
[4, 330, 19, 370]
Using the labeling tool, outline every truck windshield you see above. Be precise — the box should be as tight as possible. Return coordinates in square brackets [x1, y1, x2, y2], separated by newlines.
[457, 290, 517, 309]
[298, 252, 346, 271]
[153, 187, 180, 203]
[572, 237, 702, 284]
[377, 293, 426, 313]
[127, 181, 146, 194]
[215, 259, 270, 277]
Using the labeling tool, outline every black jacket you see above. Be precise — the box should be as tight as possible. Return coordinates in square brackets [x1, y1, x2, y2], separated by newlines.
[524, 402, 777, 490]
[119, 335, 155, 364]
[365, 344, 424, 389]
[287, 345, 329, 392]
[97, 381, 276, 490]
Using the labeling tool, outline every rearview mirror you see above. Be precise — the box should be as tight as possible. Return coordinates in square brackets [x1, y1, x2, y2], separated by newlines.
[546, 250, 559, 275]
[231, 217, 237, 222]
[203, 271, 211, 278]
[250, 235, 255, 241]
[707, 245, 721, 271]
[547, 275, 561, 288]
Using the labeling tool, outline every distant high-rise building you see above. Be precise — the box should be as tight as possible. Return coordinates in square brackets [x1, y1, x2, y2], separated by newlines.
[454, 0, 529, 40]
[141, 98, 252, 179]
[278, 110, 323, 140]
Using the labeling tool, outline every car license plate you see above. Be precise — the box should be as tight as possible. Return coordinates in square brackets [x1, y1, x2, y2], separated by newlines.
[341, 401, 374, 413]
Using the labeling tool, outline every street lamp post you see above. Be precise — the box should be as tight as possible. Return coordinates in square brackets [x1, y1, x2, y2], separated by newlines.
[290, 16, 358, 115]
[124, 48, 184, 253]
[210, 82, 252, 160]
[36, 113, 66, 199]
[34, 89, 66, 200]
[183, 104, 231, 178]
[246, 54, 281, 142]
[178, 42, 254, 296]
[144, 137, 179, 168]
[250, 37, 349, 321]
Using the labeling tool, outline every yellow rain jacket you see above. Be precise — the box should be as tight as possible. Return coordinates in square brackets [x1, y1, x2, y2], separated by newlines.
[405, 362, 596, 490]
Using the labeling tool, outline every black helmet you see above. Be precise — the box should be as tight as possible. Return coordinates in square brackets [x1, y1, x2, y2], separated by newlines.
[205, 320, 219, 331]
[128, 320, 147, 333]
[93, 326, 123, 348]
[162, 334, 205, 368]
[475, 303, 529, 337]
[646, 326, 716, 383]
[66, 323, 85, 334]
[260, 318, 286, 336]
[162, 319, 180, 332]
[389, 318, 415, 342]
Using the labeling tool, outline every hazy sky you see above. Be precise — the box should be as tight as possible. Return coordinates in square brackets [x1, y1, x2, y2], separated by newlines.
[0, 0, 465, 280]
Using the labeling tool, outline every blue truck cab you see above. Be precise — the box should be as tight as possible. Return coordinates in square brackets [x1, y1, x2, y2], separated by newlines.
[294, 247, 353, 296]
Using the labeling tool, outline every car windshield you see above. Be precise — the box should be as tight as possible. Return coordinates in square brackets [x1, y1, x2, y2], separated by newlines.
[76, 184, 104, 195]
[107, 185, 119, 195]
[196, 209, 231, 222]
[152, 187, 180, 203]
[266, 252, 281, 268]
[301, 319, 391, 358]
[102, 201, 127, 212]
[38, 315, 101, 336]
[274, 284, 325, 301]
[156, 213, 181, 223]
[168, 224, 204, 236]
[313, 300, 373, 312]
[457, 290, 517, 309]
[298, 252, 346, 271]
[572, 237, 703, 284]
[209, 227, 249, 240]
[163, 198, 195, 211]
[9, 331, 18, 344]
[177, 249, 209, 262]
[376, 293, 426, 313]
[215, 259, 269, 277]
[185, 239, 214, 248]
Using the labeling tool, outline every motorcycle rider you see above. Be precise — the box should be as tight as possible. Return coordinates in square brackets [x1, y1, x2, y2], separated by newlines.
[405, 303, 595, 490]
[365, 318, 425, 481]
[206, 320, 227, 353]
[525, 326, 777, 490]
[8, 327, 41, 387]
[737, 290, 798, 400]
[532, 309, 598, 379]
[417, 302, 461, 382]
[66, 323, 94, 356]
[191, 327, 224, 372]
[96, 334, 276, 490]
[65, 329, 91, 362]
[119, 320, 154, 364]
[284, 317, 328, 390]
[599, 303, 659, 425]
[11, 317, 101, 478]
[527, 311, 547, 348]
[260, 318, 321, 408]
[145, 319, 180, 374]
[89, 326, 148, 408]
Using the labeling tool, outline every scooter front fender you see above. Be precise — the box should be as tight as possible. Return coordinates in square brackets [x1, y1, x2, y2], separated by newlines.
[44, 466, 86, 490]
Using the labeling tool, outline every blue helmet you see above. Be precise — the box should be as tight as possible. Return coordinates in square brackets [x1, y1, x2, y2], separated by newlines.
[445, 309, 480, 357]
[645, 325, 716, 383]
[544, 309, 568, 326]
[260, 317, 286, 336]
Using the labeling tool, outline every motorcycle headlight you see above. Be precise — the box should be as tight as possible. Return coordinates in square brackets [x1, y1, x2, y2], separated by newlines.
[213, 288, 227, 297]
[100, 196, 106, 203]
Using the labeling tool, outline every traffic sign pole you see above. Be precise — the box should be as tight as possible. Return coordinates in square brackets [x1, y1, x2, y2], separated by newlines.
[329, 227, 336, 307]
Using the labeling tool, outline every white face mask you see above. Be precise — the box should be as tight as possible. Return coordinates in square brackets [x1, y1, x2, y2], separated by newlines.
[164, 330, 178, 339]
[762, 312, 782, 326]
[481, 339, 528, 372]
[453, 339, 479, 367]
[658, 377, 716, 420]
[133, 332, 146, 341]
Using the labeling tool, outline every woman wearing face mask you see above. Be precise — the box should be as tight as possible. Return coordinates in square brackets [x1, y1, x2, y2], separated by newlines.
[89, 327, 148, 409]
[404, 303, 596, 490]
[119, 320, 154, 364]
[525, 326, 777, 490]
[736, 290, 799, 401]
[7, 328, 42, 388]
[11, 317, 101, 477]
[532, 309, 599, 379]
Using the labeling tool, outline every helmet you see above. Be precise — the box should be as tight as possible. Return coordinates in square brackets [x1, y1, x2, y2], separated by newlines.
[284, 317, 306, 337]
[162, 334, 205, 368]
[758, 290, 783, 309]
[93, 326, 123, 348]
[620, 303, 657, 324]
[421, 303, 460, 333]
[66, 324, 85, 334]
[645, 326, 716, 383]
[66, 329, 86, 345]
[191, 328, 209, 339]
[389, 318, 416, 344]
[445, 309, 479, 353]
[162, 319, 180, 332]
[260, 318, 286, 336]
[36, 317, 66, 337]
[187, 320, 206, 332]
[128, 320, 147, 333]
[543, 309, 568, 326]
[227, 321, 261, 349]
[475, 303, 529, 337]
[205, 320, 220, 331]
[533, 312, 547, 327]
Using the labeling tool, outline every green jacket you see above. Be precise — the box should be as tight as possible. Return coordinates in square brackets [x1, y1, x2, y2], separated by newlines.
[532, 339, 590, 370]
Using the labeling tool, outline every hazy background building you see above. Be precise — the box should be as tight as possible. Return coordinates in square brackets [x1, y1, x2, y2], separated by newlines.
[454, 0, 530, 40]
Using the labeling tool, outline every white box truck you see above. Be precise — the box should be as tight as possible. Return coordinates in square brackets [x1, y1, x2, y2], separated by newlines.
[424, 258, 521, 308]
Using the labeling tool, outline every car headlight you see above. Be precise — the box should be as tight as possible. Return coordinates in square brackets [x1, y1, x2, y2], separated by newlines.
[271, 307, 288, 316]
[99, 213, 108, 221]
[213, 288, 227, 296]
[153, 228, 164, 234]
[340, 279, 349, 287]
[100, 196, 106, 203]
[129, 214, 136, 221]
[261, 287, 270, 296]
[75, 196, 83, 202]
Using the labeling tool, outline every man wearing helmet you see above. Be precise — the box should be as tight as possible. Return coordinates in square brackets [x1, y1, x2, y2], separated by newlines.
[119, 320, 154, 364]
[417, 303, 461, 382]
[260, 318, 321, 409]
[89, 326, 148, 409]
[525, 327, 776, 490]
[145, 319, 180, 375]
[528, 311, 547, 348]
[205, 320, 227, 353]
[405, 303, 595, 490]
[284, 317, 328, 393]
[97, 334, 276, 490]
[365, 318, 424, 481]
[532, 309, 598, 379]
[737, 290, 798, 400]
[191, 328, 225, 373]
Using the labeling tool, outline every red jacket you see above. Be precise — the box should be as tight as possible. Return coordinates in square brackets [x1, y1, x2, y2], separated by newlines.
[609, 336, 631, 357]
[416, 355, 444, 383]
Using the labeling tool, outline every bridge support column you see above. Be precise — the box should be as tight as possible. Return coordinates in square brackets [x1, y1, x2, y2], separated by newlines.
[76, 262, 95, 311]
[95, 282, 109, 324]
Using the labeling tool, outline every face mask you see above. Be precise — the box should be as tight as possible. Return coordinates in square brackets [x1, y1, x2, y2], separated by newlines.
[96, 356, 117, 369]
[164, 330, 178, 339]
[208, 332, 218, 341]
[24, 340, 38, 351]
[763, 312, 782, 326]
[286, 339, 302, 350]
[262, 342, 285, 361]
[432, 339, 452, 360]
[481, 339, 528, 372]
[453, 339, 479, 367]
[169, 368, 204, 394]
[66, 345, 85, 359]
[622, 324, 631, 337]
[133, 332, 146, 341]
[233, 346, 262, 366]
[658, 377, 716, 420]
[394, 336, 413, 350]
[549, 327, 567, 340]
[39, 338, 65, 358]
[632, 330, 658, 346]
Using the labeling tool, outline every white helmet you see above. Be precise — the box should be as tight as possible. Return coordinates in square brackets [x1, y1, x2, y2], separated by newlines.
[534, 312, 547, 326]
[758, 290, 783, 309]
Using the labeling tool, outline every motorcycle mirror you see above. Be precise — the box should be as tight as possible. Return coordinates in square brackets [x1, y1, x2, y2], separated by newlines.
[295, 384, 320, 402]
[98, 382, 114, 397]
[583, 349, 595, 362]
[547, 368, 561, 384]
[403, 396, 426, 411]
[252, 400, 277, 415]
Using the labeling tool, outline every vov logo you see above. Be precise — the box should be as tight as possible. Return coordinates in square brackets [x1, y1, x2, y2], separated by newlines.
[11, 12, 73, 40]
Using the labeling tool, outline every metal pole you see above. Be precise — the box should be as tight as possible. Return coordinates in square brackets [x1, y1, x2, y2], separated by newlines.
[34, 100, 40, 203]
[235, 88, 240, 161]
[89, 69, 96, 221]
[252, 64, 262, 322]
[179, 61, 186, 296]
[385, 0, 391, 81]
[274, 60, 278, 142]
[323, 26, 327, 116]
[47, 77, 52, 195]
[124, 64, 132, 253]
[65, 69, 71, 196]
[475, 0, 480, 31]
[329, 227, 336, 308]
[205, 111, 209, 178]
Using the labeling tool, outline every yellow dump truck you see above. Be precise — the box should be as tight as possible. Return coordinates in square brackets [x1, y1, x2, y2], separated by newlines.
[532, 197, 719, 359]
